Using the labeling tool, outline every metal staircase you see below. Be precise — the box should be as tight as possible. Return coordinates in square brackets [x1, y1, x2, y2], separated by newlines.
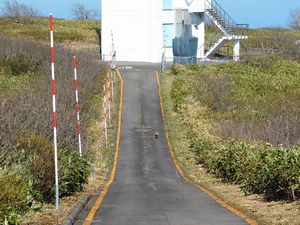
[204, 0, 248, 58]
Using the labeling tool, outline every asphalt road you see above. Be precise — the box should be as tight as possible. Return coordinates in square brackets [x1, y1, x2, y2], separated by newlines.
[75, 65, 248, 225]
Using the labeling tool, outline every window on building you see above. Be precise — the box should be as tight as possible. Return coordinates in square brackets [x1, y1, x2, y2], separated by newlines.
[162, 24, 173, 47]
[163, 0, 172, 10]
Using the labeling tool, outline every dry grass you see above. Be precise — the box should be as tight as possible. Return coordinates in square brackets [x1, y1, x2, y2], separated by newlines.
[160, 72, 300, 225]
[0, 17, 100, 44]
[23, 168, 108, 225]
[23, 194, 81, 225]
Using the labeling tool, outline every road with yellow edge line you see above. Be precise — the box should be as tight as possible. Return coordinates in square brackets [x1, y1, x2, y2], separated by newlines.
[156, 71, 258, 225]
[75, 65, 256, 225]
[80, 69, 123, 225]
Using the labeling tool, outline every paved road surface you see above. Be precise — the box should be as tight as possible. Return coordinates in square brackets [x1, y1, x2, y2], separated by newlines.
[75, 65, 248, 225]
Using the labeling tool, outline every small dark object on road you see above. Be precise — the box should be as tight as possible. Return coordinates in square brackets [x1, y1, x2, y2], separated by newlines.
[155, 131, 159, 139]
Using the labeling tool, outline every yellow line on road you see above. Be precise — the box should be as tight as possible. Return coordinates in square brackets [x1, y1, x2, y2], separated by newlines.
[156, 71, 258, 225]
[83, 69, 123, 225]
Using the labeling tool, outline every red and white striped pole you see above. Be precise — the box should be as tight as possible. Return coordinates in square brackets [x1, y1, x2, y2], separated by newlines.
[103, 82, 108, 147]
[111, 30, 114, 56]
[110, 30, 115, 69]
[110, 71, 114, 99]
[107, 73, 111, 125]
[50, 13, 59, 210]
[73, 56, 82, 156]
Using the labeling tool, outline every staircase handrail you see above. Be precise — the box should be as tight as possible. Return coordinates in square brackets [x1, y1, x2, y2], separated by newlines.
[207, 0, 249, 37]
[233, 23, 249, 37]
[205, 28, 224, 49]
[207, 0, 236, 28]
[199, 35, 225, 57]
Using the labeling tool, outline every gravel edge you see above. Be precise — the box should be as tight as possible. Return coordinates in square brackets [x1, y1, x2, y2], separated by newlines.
[62, 193, 91, 225]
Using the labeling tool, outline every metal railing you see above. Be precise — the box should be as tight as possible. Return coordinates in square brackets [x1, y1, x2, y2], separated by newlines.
[232, 24, 249, 37]
[206, 0, 249, 37]
[206, 0, 235, 29]
[204, 28, 224, 52]
[242, 47, 280, 56]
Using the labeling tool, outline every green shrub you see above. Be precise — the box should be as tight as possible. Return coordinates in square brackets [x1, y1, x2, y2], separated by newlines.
[170, 64, 186, 76]
[0, 169, 32, 224]
[0, 54, 40, 76]
[59, 148, 90, 197]
[17, 133, 90, 201]
[169, 57, 300, 200]
[171, 74, 192, 113]
[211, 141, 247, 183]
[256, 147, 300, 200]
[190, 137, 218, 166]
[189, 136, 300, 200]
[17, 133, 55, 202]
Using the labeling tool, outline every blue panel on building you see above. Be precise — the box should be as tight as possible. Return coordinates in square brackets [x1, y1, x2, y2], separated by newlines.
[163, 0, 173, 10]
[162, 24, 173, 47]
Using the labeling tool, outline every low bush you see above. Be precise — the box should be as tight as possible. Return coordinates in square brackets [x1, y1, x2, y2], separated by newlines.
[16, 133, 54, 202]
[0, 134, 91, 222]
[190, 135, 300, 200]
[0, 168, 33, 224]
[169, 56, 300, 200]
[0, 54, 40, 76]
[256, 146, 300, 200]
[59, 148, 89, 197]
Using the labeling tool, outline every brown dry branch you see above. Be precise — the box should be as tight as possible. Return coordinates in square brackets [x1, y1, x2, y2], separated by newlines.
[0, 34, 105, 162]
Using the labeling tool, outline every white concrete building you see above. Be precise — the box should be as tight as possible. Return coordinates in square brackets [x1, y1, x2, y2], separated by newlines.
[101, 0, 248, 63]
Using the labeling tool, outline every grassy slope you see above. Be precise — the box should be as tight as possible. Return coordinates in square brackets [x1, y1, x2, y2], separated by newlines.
[245, 28, 300, 48]
[0, 17, 100, 44]
[0, 17, 101, 92]
[208, 27, 300, 57]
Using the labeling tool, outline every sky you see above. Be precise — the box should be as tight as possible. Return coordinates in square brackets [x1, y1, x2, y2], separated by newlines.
[0, 0, 299, 28]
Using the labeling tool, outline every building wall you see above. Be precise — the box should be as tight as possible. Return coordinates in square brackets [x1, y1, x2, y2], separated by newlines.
[102, 0, 206, 62]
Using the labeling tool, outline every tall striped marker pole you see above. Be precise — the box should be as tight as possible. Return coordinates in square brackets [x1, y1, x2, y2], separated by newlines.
[103, 81, 108, 147]
[111, 30, 114, 54]
[110, 30, 116, 70]
[103, 91, 108, 148]
[107, 73, 111, 125]
[111, 72, 114, 99]
[73, 56, 82, 156]
[50, 13, 59, 210]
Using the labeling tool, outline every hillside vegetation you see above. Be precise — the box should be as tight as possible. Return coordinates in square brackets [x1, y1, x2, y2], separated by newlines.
[0, 17, 105, 224]
[246, 28, 300, 49]
[244, 28, 300, 59]
[207, 27, 300, 60]
[0, 17, 100, 44]
[168, 55, 300, 201]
